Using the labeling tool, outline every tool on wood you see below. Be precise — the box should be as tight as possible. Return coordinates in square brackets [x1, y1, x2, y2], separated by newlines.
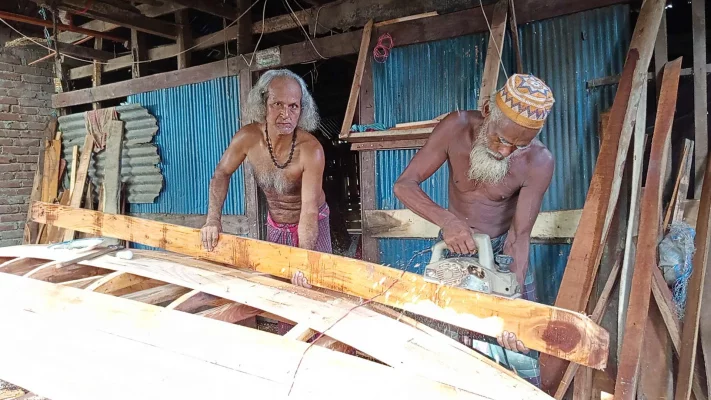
[423, 233, 521, 298]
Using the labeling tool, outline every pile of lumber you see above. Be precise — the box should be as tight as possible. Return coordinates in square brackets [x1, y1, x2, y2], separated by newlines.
[0, 240, 557, 399]
[537, 0, 711, 398]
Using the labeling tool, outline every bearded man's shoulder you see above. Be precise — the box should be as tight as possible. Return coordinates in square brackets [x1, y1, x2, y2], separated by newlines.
[524, 140, 554, 172]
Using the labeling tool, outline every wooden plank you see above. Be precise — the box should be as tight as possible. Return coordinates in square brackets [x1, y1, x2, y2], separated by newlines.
[85, 271, 152, 295]
[22, 248, 118, 283]
[92, 37, 103, 110]
[196, 302, 262, 324]
[573, 367, 593, 400]
[120, 283, 191, 305]
[344, 127, 434, 143]
[351, 139, 428, 151]
[129, 213, 248, 235]
[692, 0, 707, 198]
[0, 273, 491, 400]
[102, 121, 124, 215]
[508, 0, 523, 74]
[638, 302, 674, 400]
[540, 0, 666, 392]
[283, 323, 316, 341]
[478, 0, 508, 110]
[654, 10, 668, 97]
[60, 0, 628, 103]
[675, 137, 711, 400]
[364, 208, 581, 240]
[0, 11, 124, 43]
[46, 190, 70, 243]
[30, 203, 610, 369]
[651, 267, 708, 400]
[554, 256, 621, 400]
[55, 29, 362, 107]
[614, 57, 681, 400]
[175, 10, 191, 69]
[359, 151, 379, 262]
[60, 275, 107, 289]
[664, 139, 694, 229]
[166, 290, 231, 312]
[63, 135, 95, 242]
[38, 138, 61, 244]
[340, 19, 374, 138]
[0, 258, 52, 276]
[165, 0, 237, 19]
[52, 0, 178, 39]
[23, 118, 56, 244]
[619, 86, 647, 353]
[57, 20, 120, 43]
[0, 246, 549, 399]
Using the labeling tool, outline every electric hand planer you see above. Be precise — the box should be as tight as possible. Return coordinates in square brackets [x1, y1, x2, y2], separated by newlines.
[422, 233, 521, 299]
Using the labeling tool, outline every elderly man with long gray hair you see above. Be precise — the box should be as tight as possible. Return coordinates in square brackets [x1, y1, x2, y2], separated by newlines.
[201, 69, 331, 286]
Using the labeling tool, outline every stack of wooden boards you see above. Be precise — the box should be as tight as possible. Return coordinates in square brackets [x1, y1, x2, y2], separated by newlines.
[23, 114, 126, 247]
[0, 243, 555, 400]
[535, 0, 711, 398]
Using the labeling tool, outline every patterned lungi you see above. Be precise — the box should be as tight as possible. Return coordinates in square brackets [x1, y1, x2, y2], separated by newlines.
[266, 202, 332, 253]
[268, 202, 333, 336]
[418, 231, 541, 387]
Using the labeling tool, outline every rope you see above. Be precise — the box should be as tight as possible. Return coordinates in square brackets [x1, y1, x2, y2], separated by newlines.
[373, 33, 393, 63]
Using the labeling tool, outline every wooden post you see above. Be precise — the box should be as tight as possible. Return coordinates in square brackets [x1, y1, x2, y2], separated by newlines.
[478, 0, 508, 110]
[239, 69, 260, 240]
[692, 0, 707, 198]
[176, 10, 192, 69]
[91, 37, 103, 110]
[340, 19, 374, 138]
[131, 29, 146, 79]
[360, 151, 379, 263]
[236, 0, 252, 55]
[614, 57, 681, 400]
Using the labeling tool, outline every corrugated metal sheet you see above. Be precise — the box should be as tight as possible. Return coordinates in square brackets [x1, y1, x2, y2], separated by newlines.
[58, 103, 162, 203]
[126, 76, 245, 216]
[371, 5, 630, 305]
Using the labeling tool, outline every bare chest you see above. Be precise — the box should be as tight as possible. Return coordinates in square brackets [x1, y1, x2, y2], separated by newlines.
[447, 149, 526, 202]
[247, 145, 303, 195]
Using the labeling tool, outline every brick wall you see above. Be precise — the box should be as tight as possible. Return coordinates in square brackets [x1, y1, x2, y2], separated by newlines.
[0, 28, 56, 247]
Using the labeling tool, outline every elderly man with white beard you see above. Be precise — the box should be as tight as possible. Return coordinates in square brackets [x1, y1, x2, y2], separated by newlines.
[393, 73, 555, 387]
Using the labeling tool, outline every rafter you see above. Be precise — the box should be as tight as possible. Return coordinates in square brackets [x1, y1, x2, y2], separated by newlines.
[161, 0, 238, 20]
[48, 0, 178, 39]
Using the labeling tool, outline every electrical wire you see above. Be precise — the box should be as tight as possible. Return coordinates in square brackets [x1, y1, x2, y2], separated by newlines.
[239, 0, 268, 67]
[282, 0, 327, 60]
[479, 0, 508, 80]
[0, 0, 262, 66]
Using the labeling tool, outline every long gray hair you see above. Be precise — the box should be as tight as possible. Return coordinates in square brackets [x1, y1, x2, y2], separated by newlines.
[242, 69, 320, 132]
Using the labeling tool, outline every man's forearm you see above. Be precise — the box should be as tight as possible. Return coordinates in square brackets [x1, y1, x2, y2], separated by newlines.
[206, 172, 230, 224]
[394, 180, 459, 227]
[297, 211, 318, 250]
[503, 232, 530, 285]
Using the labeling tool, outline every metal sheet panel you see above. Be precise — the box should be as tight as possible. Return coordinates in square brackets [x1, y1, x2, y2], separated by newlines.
[126, 76, 245, 216]
[371, 5, 630, 305]
[58, 103, 162, 203]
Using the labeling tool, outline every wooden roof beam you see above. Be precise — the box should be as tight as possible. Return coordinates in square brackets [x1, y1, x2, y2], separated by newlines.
[161, 0, 238, 20]
[0, 11, 124, 43]
[51, 0, 178, 39]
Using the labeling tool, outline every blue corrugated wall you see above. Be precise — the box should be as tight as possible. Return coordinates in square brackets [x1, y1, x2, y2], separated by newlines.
[126, 76, 245, 216]
[372, 5, 630, 305]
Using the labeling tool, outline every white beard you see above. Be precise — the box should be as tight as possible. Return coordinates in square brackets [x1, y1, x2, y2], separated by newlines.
[467, 121, 510, 184]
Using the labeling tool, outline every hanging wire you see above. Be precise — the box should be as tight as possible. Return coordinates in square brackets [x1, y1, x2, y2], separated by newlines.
[0, 0, 263, 66]
[479, 0, 508, 80]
